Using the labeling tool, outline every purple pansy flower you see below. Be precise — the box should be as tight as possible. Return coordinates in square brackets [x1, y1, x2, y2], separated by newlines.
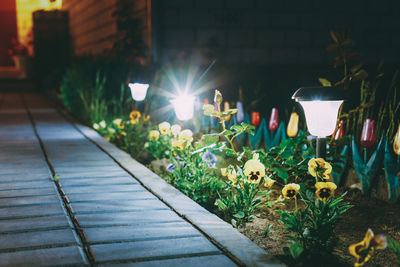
[202, 151, 217, 168]
[166, 164, 176, 172]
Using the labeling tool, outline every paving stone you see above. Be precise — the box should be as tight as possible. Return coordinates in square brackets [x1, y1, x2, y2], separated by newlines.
[54, 166, 124, 173]
[59, 177, 137, 187]
[0, 246, 86, 266]
[0, 215, 71, 233]
[76, 210, 183, 227]
[0, 203, 65, 219]
[91, 236, 221, 262]
[85, 222, 200, 243]
[0, 188, 57, 198]
[67, 191, 157, 202]
[55, 171, 130, 179]
[72, 199, 169, 214]
[0, 229, 78, 251]
[0, 194, 60, 207]
[100, 254, 237, 267]
[62, 184, 145, 194]
[0, 181, 53, 190]
[0, 175, 50, 183]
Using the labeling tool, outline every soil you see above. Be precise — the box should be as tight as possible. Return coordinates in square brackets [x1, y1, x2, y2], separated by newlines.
[238, 187, 400, 267]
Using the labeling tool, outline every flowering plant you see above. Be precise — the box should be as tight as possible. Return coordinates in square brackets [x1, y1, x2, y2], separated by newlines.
[277, 158, 352, 262]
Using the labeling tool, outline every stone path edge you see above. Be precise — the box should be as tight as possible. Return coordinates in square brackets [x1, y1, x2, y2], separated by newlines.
[60, 110, 285, 267]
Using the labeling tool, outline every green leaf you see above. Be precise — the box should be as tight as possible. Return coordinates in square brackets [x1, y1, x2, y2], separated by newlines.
[214, 199, 227, 210]
[353, 69, 368, 80]
[202, 134, 219, 146]
[326, 43, 339, 52]
[289, 242, 304, 259]
[233, 211, 245, 219]
[318, 78, 332, 87]
[231, 125, 243, 132]
[220, 129, 234, 136]
[53, 174, 60, 181]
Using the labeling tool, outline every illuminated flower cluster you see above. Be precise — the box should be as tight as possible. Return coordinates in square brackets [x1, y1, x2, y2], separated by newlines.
[349, 229, 387, 267]
[221, 167, 237, 185]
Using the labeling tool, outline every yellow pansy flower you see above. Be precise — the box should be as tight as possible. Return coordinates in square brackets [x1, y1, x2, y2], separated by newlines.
[308, 158, 332, 180]
[129, 110, 142, 124]
[113, 118, 124, 129]
[179, 129, 193, 143]
[171, 138, 185, 150]
[243, 154, 265, 184]
[315, 182, 337, 201]
[149, 130, 160, 141]
[159, 122, 171, 135]
[143, 114, 150, 122]
[264, 177, 275, 189]
[203, 104, 215, 116]
[282, 183, 300, 200]
[349, 229, 387, 267]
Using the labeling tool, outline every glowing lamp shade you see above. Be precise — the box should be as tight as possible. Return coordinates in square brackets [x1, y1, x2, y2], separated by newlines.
[171, 94, 195, 121]
[128, 83, 149, 101]
[292, 87, 345, 138]
[298, 100, 343, 137]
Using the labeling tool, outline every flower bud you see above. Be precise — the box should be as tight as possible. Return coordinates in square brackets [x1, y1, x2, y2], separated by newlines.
[214, 90, 223, 105]
[269, 108, 279, 131]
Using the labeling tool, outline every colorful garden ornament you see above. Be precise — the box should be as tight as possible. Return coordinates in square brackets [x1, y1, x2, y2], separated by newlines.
[394, 124, 400, 156]
[224, 101, 231, 121]
[269, 108, 279, 131]
[334, 120, 344, 140]
[249, 118, 266, 149]
[236, 101, 245, 123]
[352, 136, 385, 195]
[383, 138, 400, 202]
[330, 145, 349, 185]
[287, 112, 299, 137]
[251, 111, 260, 126]
[360, 118, 376, 148]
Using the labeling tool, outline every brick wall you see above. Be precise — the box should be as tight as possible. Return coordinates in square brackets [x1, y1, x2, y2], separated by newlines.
[62, 0, 150, 57]
[153, 0, 400, 65]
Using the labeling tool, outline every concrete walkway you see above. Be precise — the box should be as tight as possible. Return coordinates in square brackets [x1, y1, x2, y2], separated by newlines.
[0, 93, 283, 267]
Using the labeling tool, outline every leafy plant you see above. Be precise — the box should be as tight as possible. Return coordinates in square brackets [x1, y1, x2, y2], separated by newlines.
[279, 190, 352, 259]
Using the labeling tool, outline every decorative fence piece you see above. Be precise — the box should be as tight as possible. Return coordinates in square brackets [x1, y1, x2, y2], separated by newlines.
[383, 139, 400, 202]
[352, 136, 385, 195]
[331, 145, 349, 185]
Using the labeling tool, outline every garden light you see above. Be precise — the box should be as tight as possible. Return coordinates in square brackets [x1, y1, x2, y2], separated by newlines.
[292, 86, 345, 158]
[171, 93, 195, 121]
[128, 83, 149, 101]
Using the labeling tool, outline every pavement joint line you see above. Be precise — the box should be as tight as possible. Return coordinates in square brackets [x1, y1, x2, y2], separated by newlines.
[59, 183, 139, 188]
[0, 226, 73, 235]
[0, 186, 54, 191]
[94, 251, 223, 265]
[69, 198, 157, 203]
[0, 213, 66, 221]
[0, 193, 55, 199]
[72, 208, 170, 215]
[21, 94, 95, 265]
[79, 220, 185, 228]
[87, 234, 203, 245]
[0, 202, 60, 208]
[0, 243, 80, 254]
[0, 178, 50, 184]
